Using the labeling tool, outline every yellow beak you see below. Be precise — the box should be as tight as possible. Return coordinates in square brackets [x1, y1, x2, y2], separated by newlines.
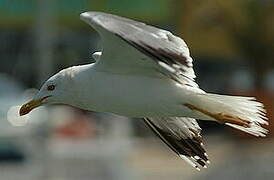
[19, 99, 43, 116]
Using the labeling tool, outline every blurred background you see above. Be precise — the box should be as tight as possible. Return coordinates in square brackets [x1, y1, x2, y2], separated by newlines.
[0, 0, 273, 180]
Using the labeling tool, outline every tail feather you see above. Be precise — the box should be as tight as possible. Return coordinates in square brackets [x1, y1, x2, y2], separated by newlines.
[206, 94, 268, 126]
[226, 123, 268, 137]
[187, 93, 268, 137]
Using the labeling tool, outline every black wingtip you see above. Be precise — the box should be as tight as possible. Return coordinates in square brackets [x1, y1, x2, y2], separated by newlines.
[143, 118, 209, 169]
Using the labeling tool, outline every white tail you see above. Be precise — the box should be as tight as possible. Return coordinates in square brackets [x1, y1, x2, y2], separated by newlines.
[187, 93, 268, 137]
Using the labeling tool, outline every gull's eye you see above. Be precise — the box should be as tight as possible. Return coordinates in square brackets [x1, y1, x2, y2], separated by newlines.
[47, 85, 55, 91]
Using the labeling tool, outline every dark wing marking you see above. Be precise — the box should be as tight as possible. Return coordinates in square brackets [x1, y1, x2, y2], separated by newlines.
[80, 11, 198, 87]
[143, 117, 209, 170]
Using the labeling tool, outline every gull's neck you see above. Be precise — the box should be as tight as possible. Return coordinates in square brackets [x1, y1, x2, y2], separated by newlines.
[61, 63, 96, 108]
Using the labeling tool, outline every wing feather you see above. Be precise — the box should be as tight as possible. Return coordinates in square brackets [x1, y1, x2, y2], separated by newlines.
[81, 11, 198, 87]
[143, 117, 209, 170]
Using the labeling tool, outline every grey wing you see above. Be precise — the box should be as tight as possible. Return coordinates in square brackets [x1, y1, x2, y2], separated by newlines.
[144, 117, 209, 170]
[81, 11, 198, 88]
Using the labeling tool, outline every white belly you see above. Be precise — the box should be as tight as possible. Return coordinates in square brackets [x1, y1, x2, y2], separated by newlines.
[73, 71, 198, 117]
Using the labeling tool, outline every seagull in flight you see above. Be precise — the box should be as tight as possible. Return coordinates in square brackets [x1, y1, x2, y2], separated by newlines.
[20, 12, 268, 170]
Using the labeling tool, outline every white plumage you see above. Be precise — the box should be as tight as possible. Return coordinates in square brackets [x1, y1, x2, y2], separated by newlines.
[20, 11, 268, 170]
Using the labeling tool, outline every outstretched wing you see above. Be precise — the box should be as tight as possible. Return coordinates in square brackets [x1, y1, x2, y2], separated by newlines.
[143, 117, 209, 170]
[81, 11, 198, 87]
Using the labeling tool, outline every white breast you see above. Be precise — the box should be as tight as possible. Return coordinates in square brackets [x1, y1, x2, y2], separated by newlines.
[71, 67, 196, 117]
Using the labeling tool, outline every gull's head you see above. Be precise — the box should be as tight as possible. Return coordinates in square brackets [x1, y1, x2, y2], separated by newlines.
[19, 68, 74, 116]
